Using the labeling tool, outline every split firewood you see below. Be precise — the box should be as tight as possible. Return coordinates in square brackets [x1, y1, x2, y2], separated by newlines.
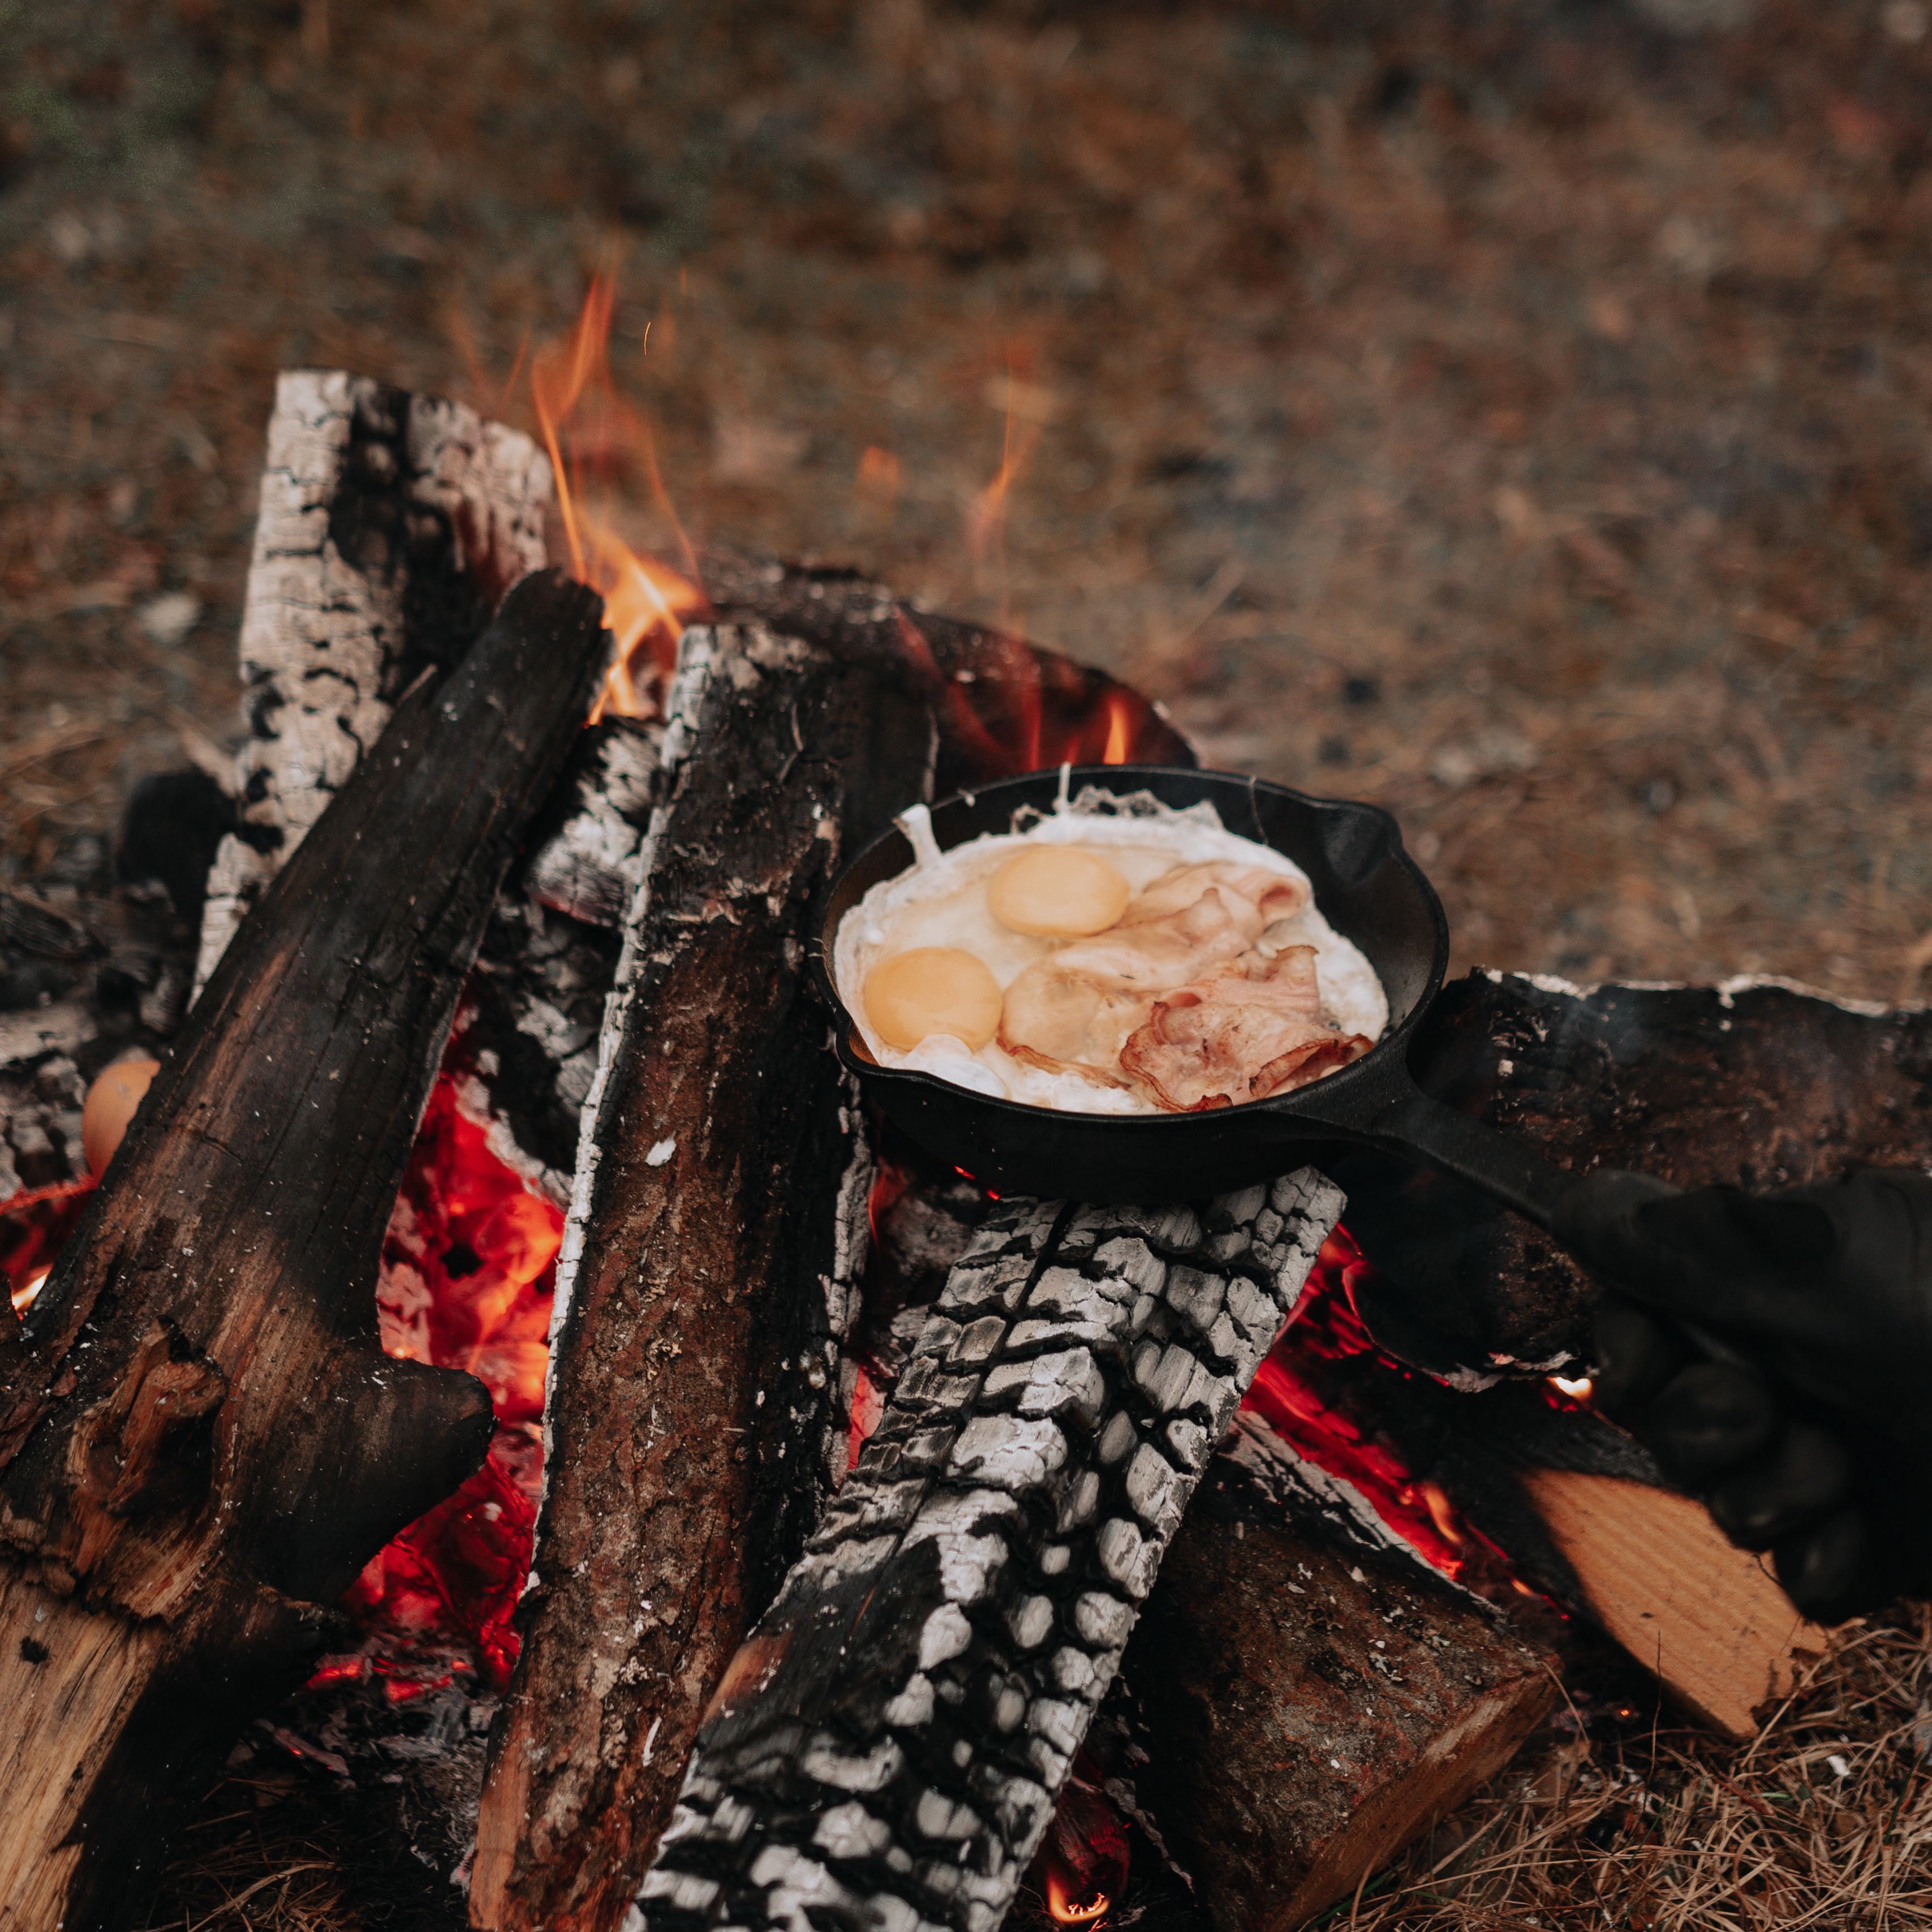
[470, 623, 943, 1932]
[195, 369, 552, 991]
[1123, 1494, 1556, 1932]
[629, 1173, 1341, 1932]
[1240, 1278, 1824, 1742]
[0, 570, 609, 1932]
[1521, 1469, 1825, 1739]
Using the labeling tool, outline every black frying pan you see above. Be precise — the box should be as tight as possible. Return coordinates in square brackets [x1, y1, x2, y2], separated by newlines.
[812, 764, 1669, 1275]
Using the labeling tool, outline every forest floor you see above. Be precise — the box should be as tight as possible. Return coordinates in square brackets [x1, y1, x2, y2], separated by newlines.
[6, 2, 1932, 1929]
[5, 0, 1932, 996]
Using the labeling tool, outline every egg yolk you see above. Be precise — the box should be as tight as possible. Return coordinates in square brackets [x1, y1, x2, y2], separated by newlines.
[864, 948, 1003, 1052]
[81, 1055, 161, 1176]
[987, 846, 1131, 937]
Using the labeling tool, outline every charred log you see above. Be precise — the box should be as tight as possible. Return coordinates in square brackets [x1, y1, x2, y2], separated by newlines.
[195, 371, 552, 989]
[630, 1173, 1341, 1932]
[1124, 1490, 1556, 1932]
[0, 570, 609, 1932]
[1337, 969, 1932, 1378]
[470, 623, 942, 1932]
[697, 549, 1196, 789]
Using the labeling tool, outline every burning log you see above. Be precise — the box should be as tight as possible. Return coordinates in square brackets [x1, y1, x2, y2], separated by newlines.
[1124, 1497, 1557, 1932]
[1329, 969, 1903, 1733]
[0, 570, 609, 1932]
[628, 1173, 1342, 1932]
[196, 369, 553, 991]
[470, 622, 943, 1932]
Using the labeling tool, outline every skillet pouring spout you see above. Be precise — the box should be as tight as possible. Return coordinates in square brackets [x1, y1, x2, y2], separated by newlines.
[813, 765, 1675, 1275]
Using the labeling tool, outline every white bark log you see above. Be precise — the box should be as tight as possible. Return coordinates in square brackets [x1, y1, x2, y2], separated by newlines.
[195, 372, 551, 992]
[634, 1170, 1344, 1932]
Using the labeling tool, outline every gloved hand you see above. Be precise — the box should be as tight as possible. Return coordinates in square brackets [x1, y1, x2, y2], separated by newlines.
[1556, 1167, 1932, 1623]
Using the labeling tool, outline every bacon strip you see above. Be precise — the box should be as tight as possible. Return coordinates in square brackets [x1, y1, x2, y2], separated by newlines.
[1118, 944, 1372, 1112]
[1116, 862, 1309, 937]
[997, 861, 1329, 1093]
[997, 888, 1253, 1086]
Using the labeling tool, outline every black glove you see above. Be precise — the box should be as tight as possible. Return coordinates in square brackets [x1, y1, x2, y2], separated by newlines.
[1557, 1167, 1932, 1623]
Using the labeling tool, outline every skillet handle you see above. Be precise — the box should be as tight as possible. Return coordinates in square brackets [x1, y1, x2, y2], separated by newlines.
[1350, 1085, 1681, 1285]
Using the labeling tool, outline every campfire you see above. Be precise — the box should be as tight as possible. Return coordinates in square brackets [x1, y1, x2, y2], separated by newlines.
[6, 290, 1927, 1932]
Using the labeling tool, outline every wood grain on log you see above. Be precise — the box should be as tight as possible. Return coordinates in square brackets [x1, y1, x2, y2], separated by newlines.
[1125, 1504, 1556, 1932]
[1339, 969, 1932, 1377]
[0, 570, 608, 1932]
[1521, 1469, 1825, 1739]
[470, 623, 941, 1932]
[196, 371, 552, 990]
[631, 1172, 1341, 1932]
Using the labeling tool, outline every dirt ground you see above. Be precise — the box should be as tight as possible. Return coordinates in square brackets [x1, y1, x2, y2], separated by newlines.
[5, 0, 1931, 999]
[7, 2, 1932, 1928]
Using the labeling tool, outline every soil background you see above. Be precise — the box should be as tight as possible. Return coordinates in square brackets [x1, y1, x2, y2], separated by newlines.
[4, 0, 1931, 999]
[7, 6, 1932, 1930]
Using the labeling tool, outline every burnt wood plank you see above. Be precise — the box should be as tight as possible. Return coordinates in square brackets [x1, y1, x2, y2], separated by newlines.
[0, 569, 609, 1932]
[471, 623, 941, 1932]
[630, 1174, 1340, 1932]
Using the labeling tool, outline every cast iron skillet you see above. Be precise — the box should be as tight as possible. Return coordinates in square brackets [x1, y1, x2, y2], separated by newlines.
[812, 764, 1666, 1270]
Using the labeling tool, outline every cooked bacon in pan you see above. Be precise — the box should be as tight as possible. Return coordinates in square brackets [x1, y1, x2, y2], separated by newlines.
[1118, 943, 1374, 1111]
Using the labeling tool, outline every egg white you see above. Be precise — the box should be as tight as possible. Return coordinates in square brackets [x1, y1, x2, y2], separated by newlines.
[834, 791, 1389, 1113]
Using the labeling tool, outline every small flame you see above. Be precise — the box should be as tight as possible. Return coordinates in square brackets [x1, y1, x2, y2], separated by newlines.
[0, 1174, 96, 1319]
[966, 350, 1045, 633]
[1045, 1874, 1111, 1926]
[1100, 690, 1133, 765]
[528, 276, 705, 721]
[1550, 1373, 1594, 1401]
[1032, 1767, 1128, 1931]
[856, 444, 902, 509]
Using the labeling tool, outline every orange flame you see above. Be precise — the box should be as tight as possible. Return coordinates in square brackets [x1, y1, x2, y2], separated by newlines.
[967, 351, 1045, 633]
[1045, 1873, 1112, 1926]
[1033, 1770, 1129, 1929]
[528, 276, 705, 721]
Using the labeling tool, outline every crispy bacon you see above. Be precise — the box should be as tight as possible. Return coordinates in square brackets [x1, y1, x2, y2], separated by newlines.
[998, 887, 1254, 1086]
[997, 861, 1328, 1092]
[1116, 862, 1309, 937]
[1118, 943, 1373, 1112]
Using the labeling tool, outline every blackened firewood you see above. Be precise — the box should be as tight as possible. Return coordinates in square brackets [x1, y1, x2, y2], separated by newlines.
[0, 569, 609, 1932]
[1125, 1503, 1555, 1932]
[630, 1174, 1340, 1932]
[1339, 969, 1932, 1378]
[697, 548, 1195, 790]
[471, 623, 941, 1932]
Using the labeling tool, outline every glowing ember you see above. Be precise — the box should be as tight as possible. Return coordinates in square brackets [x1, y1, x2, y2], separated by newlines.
[0, 1175, 95, 1319]
[1031, 1766, 1129, 1930]
[1551, 1372, 1594, 1401]
[1044, 1873, 1112, 1926]
[342, 1069, 563, 1689]
[529, 276, 706, 722]
[1241, 1228, 1485, 1580]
